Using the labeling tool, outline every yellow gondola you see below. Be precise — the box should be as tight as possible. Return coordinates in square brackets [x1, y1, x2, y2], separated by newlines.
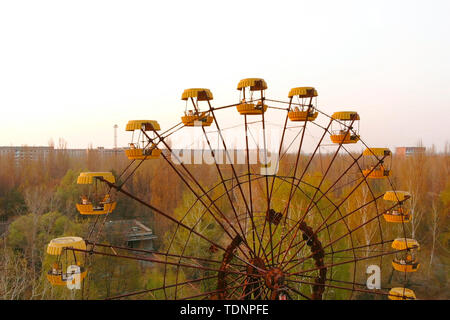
[330, 111, 360, 144]
[76, 172, 117, 215]
[383, 191, 411, 223]
[362, 148, 391, 179]
[388, 287, 416, 300]
[46, 237, 87, 287]
[391, 238, 420, 273]
[125, 120, 162, 160]
[287, 87, 319, 122]
[181, 88, 214, 127]
[236, 78, 268, 115]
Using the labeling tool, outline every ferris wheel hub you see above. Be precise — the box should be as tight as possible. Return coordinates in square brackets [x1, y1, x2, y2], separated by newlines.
[264, 268, 284, 290]
[246, 257, 266, 277]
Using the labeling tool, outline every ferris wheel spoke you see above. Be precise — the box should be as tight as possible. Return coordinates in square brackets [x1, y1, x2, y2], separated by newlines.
[86, 214, 101, 240]
[170, 195, 253, 298]
[255, 172, 376, 265]
[283, 206, 396, 273]
[319, 204, 397, 250]
[101, 171, 269, 272]
[282, 101, 315, 219]
[283, 283, 312, 300]
[258, 91, 276, 264]
[341, 142, 387, 281]
[263, 175, 335, 264]
[277, 127, 305, 164]
[85, 241, 246, 268]
[226, 274, 250, 298]
[95, 177, 238, 255]
[152, 133, 254, 261]
[290, 186, 359, 293]
[172, 202, 236, 299]
[168, 173, 278, 268]
[176, 171, 255, 206]
[279, 118, 358, 267]
[322, 194, 384, 232]
[208, 104, 253, 220]
[296, 272, 385, 291]
[262, 287, 273, 300]
[220, 273, 247, 299]
[349, 137, 404, 264]
[159, 121, 185, 140]
[158, 137, 228, 220]
[207, 103, 271, 264]
[265, 100, 290, 199]
[260, 103, 314, 266]
[351, 141, 408, 287]
[269, 120, 332, 261]
[198, 124, 249, 248]
[115, 158, 137, 183]
[251, 285, 267, 300]
[240, 281, 266, 300]
[278, 152, 388, 269]
[266, 173, 341, 260]
[285, 277, 391, 298]
[286, 239, 391, 267]
[244, 115, 258, 255]
[285, 236, 402, 276]
[163, 192, 206, 298]
[117, 127, 173, 188]
[280, 119, 333, 217]
[181, 279, 261, 300]
[189, 96, 247, 239]
[106, 275, 217, 300]
[69, 246, 255, 278]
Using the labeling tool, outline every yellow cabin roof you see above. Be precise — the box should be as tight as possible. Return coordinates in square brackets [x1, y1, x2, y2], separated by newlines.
[77, 172, 115, 184]
[384, 191, 411, 202]
[288, 87, 318, 98]
[125, 120, 161, 131]
[392, 238, 420, 250]
[389, 288, 416, 300]
[47, 237, 86, 255]
[363, 148, 391, 157]
[331, 111, 360, 121]
[237, 78, 268, 91]
[181, 88, 213, 101]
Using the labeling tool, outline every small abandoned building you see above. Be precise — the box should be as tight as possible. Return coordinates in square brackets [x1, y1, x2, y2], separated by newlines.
[395, 147, 426, 156]
[103, 219, 157, 267]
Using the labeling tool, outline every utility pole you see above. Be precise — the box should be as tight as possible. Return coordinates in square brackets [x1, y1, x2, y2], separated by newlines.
[113, 124, 118, 150]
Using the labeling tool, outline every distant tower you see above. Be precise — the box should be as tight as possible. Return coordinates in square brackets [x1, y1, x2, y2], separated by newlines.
[113, 124, 118, 149]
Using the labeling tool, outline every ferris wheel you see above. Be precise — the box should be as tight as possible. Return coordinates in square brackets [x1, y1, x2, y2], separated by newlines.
[46, 78, 421, 300]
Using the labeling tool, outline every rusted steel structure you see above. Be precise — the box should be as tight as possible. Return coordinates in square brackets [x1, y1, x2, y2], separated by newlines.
[51, 80, 419, 300]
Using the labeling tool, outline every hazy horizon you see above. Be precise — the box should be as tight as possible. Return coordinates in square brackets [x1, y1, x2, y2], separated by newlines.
[1, 0, 449, 151]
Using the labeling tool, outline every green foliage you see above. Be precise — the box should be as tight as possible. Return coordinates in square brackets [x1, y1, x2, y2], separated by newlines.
[0, 148, 449, 300]
[0, 188, 27, 220]
[54, 169, 83, 216]
[162, 190, 224, 276]
[7, 211, 84, 254]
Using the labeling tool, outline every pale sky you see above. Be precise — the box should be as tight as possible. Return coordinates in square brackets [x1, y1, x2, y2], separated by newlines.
[1, 0, 449, 151]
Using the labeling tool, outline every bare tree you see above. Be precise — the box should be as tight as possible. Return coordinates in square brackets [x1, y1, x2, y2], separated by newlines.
[0, 244, 29, 299]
